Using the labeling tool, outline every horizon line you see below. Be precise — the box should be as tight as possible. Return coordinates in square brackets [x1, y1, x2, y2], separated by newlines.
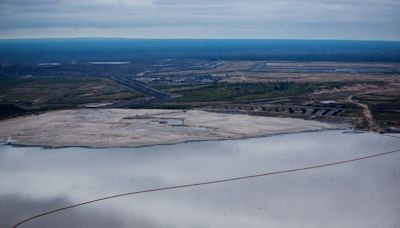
[0, 37, 399, 42]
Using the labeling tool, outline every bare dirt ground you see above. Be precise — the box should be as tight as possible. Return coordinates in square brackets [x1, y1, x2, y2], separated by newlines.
[0, 109, 343, 148]
[347, 95, 377, 130]
[143, 61, 400, 83]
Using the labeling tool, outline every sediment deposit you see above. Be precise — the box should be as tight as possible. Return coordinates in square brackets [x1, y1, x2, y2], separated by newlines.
[0, 109, 344, 148]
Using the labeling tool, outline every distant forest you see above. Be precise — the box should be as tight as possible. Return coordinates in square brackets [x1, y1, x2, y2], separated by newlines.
[1, 39, 400, 64]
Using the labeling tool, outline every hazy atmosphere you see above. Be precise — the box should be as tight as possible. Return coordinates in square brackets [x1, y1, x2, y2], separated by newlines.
[1, 1, 400, 228]
[0, 0, 399, 40]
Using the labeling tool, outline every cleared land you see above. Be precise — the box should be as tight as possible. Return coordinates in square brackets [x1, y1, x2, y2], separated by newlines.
[0, 109, 342, 148]
[0, 77, 141, 108]
[0, 77, 143, 119]
[1, 61, 399, 132]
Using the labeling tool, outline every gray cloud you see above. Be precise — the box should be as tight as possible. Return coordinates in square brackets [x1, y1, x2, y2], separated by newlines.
[0, 0, 399, 40]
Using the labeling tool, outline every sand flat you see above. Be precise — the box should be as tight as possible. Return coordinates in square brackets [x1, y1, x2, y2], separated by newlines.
[0, 109, 344, 148]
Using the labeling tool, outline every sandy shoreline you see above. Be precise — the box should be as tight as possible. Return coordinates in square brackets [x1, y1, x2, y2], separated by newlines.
[0, 109, 346, 148]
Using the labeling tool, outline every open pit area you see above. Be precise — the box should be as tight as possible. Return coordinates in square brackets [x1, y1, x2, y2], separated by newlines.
[1, 60, 399, 133]
[0, 109, 343, 148]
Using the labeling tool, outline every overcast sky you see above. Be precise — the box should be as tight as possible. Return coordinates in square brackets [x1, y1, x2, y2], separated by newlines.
[0, 0, 399, 40]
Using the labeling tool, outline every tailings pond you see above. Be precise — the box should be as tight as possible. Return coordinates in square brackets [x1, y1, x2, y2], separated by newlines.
[1, 130, 400, 228]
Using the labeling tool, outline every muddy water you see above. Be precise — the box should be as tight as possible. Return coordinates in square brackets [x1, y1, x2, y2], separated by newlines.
[1, 130, 400, 228]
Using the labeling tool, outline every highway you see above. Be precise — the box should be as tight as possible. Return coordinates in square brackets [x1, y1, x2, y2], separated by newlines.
[110, 76, 175, 101]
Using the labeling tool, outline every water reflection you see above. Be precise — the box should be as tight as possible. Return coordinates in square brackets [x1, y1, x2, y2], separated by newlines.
[1, 130, 400, 228]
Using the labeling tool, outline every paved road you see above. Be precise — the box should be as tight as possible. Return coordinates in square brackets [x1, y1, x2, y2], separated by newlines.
[111, 76, 175, 101]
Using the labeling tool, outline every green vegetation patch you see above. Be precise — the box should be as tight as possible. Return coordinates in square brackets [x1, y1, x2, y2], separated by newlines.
[0, 77, 142, 108]
[357, 92, 400, 128]
[174, 82, 327, 102]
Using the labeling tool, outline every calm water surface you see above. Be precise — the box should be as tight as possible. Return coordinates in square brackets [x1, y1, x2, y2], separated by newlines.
[1, 130, 400, 228]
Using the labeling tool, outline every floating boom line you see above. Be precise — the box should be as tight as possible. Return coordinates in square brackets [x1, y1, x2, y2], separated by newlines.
[12, 134, 400, 228]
